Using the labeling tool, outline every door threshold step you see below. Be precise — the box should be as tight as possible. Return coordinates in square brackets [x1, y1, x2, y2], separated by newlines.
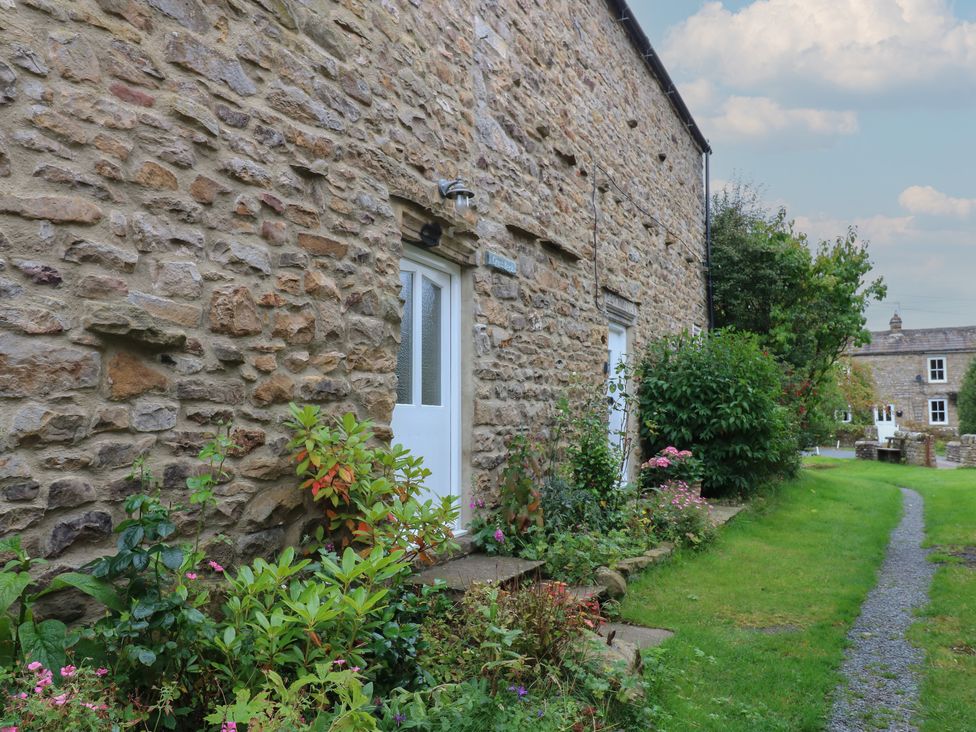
[410, 554, 544, 592]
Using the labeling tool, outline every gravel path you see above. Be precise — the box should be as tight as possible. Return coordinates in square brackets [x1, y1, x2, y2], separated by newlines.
[827, 487, 933, 732]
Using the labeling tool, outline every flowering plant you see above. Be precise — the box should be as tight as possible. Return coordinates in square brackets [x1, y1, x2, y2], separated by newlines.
[0, 662, 128, 730]
[640, 445, 703, 488]
[641, 480, 715, 547]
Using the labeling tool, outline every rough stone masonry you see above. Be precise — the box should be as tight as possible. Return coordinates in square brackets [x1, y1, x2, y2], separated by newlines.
[0, 0, 708, 581]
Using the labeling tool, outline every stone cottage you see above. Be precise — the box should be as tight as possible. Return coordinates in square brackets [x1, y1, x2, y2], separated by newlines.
[849, 313, 976, 438]
[0, 0, 710, 571]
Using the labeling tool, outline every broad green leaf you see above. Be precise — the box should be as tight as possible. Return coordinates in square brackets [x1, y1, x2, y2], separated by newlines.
[39, 572, 124, 613]
[0, 572, 31, 616]
[160, 546, 184, 571]
[18, 619, 68, 669]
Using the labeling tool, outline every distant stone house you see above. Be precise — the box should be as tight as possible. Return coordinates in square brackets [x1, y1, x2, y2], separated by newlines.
[849, 314, 976, 437]
[0, 0, 710, 569]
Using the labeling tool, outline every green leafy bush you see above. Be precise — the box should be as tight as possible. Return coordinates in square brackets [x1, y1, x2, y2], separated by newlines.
[642, 481, 716, 547]
[525, 530, 641, 585]
[287, 406, 459, 563]
[638, 330, 800, 497]
[959, 357, 976, 435]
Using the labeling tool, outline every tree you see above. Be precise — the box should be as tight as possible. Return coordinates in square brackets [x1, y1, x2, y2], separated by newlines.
[710, 183, 886, 440]
[959, 358, 976, 435]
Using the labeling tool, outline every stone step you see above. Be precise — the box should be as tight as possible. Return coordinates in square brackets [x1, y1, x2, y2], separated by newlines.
[710, 504, 745, 527]
[614, 542, 675, 576]
[599, 621, 673, 650]
[566, 584, 608, 603]
[410, 553, 544, 592]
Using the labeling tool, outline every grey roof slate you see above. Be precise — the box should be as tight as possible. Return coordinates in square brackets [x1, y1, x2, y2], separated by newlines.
[851, 326, 976, 355]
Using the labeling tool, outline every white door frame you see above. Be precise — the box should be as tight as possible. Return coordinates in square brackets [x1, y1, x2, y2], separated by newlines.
[874, 403, 897, 442]
[394, 245, 462, 521]
[607, 321, 630, 480]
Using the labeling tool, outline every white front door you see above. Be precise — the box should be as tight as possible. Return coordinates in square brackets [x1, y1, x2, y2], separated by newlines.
[875, 404, 897, 442]
[392, 249, 460, 514]
[607, 323, 629, 465]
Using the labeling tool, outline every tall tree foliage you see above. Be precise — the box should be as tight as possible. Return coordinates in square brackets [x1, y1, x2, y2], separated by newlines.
[710, 183, 886, 441]
[958, 358, 976, 436]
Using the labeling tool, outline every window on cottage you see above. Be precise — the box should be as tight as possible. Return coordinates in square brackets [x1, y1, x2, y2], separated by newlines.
[929, 399, 948, 425]
[928, 356, 947, 383]
[835, 408, 852, 423]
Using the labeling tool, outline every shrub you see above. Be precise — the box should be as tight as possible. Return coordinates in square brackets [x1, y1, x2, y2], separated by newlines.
[638, 330, 800, 497]
[287, 406, 459, 563]
[418, 583, 597, 687]
[642, 481, 715, 547]
[528, 530, 641, 585]
[207, 545, 410, 696]
[0, 662, 129, 730]
[639, 445, 703, 489]
[959, 358, 976, 435]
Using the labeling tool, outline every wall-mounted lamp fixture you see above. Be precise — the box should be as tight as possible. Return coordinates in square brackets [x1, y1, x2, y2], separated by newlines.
[438, 178, 475, 214]
[418, 222, 442, 249]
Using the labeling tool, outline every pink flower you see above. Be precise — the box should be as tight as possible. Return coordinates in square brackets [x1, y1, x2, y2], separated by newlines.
[52, 693, 68, 706]
[208, 560, 224, 573]
[351, 666, 361, 672]
[220, 723, 237, 732]
[26, 661, 43, 672]
[185, 572, 198, 580]
[15, 692, 27, 699]
[96, 668, 109, 677]
[494, 529, 505, 543]
[334, 659, 346, 666]
[60, 665, 77, 678]
[2, 726, 18, 732]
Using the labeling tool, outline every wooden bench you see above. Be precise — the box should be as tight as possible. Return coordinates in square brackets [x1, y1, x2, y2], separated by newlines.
[876, 447, 902, 463]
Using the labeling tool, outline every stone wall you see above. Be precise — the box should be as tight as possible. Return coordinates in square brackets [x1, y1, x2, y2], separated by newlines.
[855, 440, 879, 461]
[854, 351, 975, 432]
[0, 0, 707, 570]
[953, 435, 976, 467]
[894, 431, 935, 468]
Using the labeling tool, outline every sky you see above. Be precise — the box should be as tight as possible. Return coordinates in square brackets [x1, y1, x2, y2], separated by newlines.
[629, 0, 976, 331]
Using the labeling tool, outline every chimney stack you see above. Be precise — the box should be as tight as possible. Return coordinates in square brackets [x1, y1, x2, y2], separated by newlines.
[889, 312, 902, 331]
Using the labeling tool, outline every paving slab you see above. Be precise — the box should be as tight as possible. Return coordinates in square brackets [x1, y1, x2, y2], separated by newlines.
[710, 504, 745, 527]
[599, 622, 673, 649]
[410, 554, 543, 591]
[564, 584, 607, 602]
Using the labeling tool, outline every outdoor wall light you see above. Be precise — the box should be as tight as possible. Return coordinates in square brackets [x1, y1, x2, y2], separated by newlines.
[438, 178, 475, 214]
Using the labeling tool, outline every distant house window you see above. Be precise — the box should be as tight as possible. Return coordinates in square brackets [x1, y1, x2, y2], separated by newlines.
[928, 356, 947, 383]
[929, 399, 948, 425]
[835, 407, 852, 423]
[691, 324, 703, 337]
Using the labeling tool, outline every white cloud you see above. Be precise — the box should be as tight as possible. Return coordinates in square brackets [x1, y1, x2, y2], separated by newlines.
[793, 212, 917, 247]
[704, 96, 858, 141]
[664, 0, 976, 96]
[898, 185, 976, 218]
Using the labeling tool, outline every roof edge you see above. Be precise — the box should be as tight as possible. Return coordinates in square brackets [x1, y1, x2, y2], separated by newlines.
[604, 0, 711, 154]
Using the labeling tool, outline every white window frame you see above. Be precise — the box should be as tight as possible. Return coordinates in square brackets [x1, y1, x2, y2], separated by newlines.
[928, 398, 948, 425]
[927, 356, 947, 383]
[836, 407, 852, 423]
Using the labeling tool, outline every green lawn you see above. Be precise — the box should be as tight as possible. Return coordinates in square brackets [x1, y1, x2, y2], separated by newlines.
[622, 461, 905, 731]
[622, 459, 976, 731]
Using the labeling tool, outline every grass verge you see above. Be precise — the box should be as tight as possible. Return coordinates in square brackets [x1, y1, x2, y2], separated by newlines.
[621, 461, 902, 731]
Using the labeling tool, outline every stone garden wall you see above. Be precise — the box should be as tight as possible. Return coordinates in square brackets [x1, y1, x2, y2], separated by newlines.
[0, 0, 707, 573]
[947, 435, 976, 466]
